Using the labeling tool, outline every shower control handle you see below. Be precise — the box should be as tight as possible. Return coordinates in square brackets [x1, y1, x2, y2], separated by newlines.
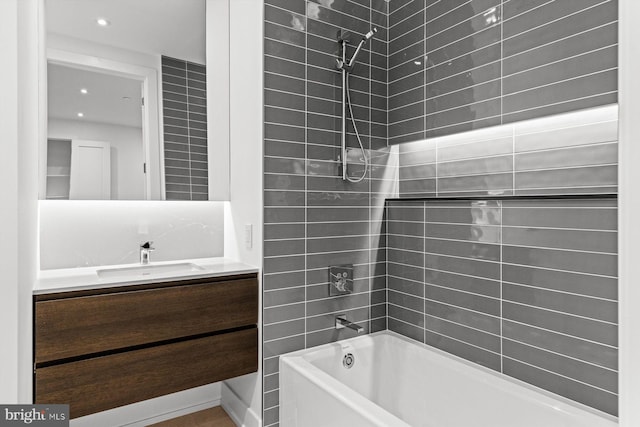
[334, 272, 348, 291]
[329, 265, 353, 296]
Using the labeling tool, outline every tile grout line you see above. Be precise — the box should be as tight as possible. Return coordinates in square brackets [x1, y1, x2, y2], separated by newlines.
[184, 60, 193, 200]
[426, 1, 432, 198]
[261, 2, 266, 419]
[500, 200, 504, 374]
[385, 1, 389, 334]
[304, 0, 309, 357]
[512, 117, 516, 194]
[423, 200, 427, 344]
[501, 0, 613, 45]
[387, 293, 618, 349]
[500, 0, 504, 129]
[368, 0, 373, 334]
[502, 355, 619, 396]
[386, 204, 389, 331]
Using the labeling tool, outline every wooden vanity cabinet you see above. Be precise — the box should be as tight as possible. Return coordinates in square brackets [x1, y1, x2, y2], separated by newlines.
[33, 273, 258, 419]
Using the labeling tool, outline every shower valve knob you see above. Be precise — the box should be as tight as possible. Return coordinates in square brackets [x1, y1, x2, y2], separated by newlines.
[329, 265, 353, 296]
[335, 273, 348, 291]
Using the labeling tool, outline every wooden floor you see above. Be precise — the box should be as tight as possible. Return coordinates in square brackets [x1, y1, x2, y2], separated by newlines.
[147, 407, 236, 427]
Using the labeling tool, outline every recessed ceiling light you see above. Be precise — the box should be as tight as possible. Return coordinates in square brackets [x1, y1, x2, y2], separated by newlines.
[96, 18, 110, 27]
[77, 112, 84, 118]
[80, 88, 88, 94]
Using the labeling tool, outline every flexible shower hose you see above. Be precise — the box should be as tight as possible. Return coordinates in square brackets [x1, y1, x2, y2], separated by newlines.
[344, 72, 369, 183]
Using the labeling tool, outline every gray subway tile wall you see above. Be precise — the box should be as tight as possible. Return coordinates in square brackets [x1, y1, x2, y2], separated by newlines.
[388, 0, 618, 144]
[386, 197, 618, 415]
[262, 1, 394, 425]
[162, 56, 209, 200]
[263, 0, 619, 424]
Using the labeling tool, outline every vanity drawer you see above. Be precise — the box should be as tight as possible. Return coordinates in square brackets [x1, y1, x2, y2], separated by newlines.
[35, 326, 258, 419]
[35, 276, 258, 364]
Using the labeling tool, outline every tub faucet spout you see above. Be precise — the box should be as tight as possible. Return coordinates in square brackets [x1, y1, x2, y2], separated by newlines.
[335, 315, 364, 334]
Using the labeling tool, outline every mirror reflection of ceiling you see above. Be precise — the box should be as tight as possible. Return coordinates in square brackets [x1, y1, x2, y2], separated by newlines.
[48, 64, 143, 128]
[45, 0, 206, 64]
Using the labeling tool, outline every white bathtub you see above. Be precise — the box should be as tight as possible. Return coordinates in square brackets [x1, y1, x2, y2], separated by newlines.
[280, 331, 617, 427]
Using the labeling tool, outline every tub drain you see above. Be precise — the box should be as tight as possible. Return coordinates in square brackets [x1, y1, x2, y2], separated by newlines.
[343, 352, 355, 369]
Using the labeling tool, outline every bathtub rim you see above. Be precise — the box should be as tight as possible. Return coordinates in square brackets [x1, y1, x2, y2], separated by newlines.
[279, 330, 618, 426]
[280, 339, 411, 427]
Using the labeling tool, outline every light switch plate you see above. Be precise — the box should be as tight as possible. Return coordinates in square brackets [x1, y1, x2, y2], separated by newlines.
[244, 224, 253, 249]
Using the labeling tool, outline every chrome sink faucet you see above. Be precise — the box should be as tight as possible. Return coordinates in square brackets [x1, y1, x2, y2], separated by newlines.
[139, 241, 155, 265]
[335, 314, 364, 334]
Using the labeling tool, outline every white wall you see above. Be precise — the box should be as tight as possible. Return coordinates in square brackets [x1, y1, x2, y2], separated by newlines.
[0, 0, 40, 403]
[219, 0, 264, 426]
[206, 0, 230, 201]
[0, 0, 21, 403]
[48, 118, 145, 199]
[17, 0, 41, 402]
[618, 1, 640, 425]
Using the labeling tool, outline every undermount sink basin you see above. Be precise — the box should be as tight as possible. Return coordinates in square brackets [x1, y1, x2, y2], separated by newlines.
[97, 263, 205, 279]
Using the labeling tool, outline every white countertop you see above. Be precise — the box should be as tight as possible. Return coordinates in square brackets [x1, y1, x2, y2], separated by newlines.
[34, 257, 259, 294]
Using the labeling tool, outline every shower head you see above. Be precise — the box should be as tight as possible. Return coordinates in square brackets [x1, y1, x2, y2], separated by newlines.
[340, 27, 378, 70]
[363, 27, 377, 42]
[337, 28, 376, 44]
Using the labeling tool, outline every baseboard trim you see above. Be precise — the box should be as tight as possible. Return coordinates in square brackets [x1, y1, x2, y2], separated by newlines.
[70, 383, 221, 427]
[221, 383, 261, 427]
[122, 398, 221, 427]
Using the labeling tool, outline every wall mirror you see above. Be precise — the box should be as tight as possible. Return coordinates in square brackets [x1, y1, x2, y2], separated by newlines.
[41, 0, 229, 201]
